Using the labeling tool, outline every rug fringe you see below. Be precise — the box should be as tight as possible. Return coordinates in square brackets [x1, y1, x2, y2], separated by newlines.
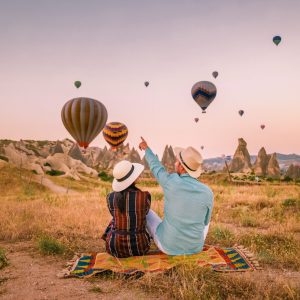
[233, 245, 262, 270]
[57, 253, 81, 278]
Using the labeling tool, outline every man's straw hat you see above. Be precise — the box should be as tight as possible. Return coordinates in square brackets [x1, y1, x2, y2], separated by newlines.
[174, 146, 203, 178]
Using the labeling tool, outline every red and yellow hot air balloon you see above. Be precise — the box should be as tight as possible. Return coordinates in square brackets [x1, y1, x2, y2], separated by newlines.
[103, 122, 128, 150]
[61, 97, 108, 149]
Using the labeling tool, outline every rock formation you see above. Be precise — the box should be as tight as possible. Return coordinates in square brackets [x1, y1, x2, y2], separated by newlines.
[161, 145, 176, 172]
[229, 138, 252, 173]
[68, 144, 86, 164]
[286, 164, 300, 179]
[253, 147, 270, 176]
[51, 140, 64, 155]
[266, 153, 280, 178]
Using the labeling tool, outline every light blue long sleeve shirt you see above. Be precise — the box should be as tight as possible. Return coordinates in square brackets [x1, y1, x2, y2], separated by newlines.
[145, 147, 213, 255]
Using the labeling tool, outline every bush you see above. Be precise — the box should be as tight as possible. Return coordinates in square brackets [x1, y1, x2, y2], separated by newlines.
[0, 248, 8, 269]
[46, 169, 65, 176]
[31, 170, 38, 174]
[266, 177, 274, 182]
[37, 235, 65, 255]
[281, 198, 300, 209]
[98, 171, 113, 182]
[0, 155, 9, 162]
[43, 162, 51, 167]
[283, 176, 292, 182]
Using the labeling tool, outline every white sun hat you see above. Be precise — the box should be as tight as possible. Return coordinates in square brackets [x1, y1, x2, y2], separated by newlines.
[112, 160, 144, 192]
[174, 146, 203, 178]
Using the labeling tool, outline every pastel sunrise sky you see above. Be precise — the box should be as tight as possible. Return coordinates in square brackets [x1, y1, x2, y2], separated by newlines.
[0, 0, 299, 158]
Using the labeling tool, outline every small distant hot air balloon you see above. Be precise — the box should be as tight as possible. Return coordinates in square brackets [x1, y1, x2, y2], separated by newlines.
[144, 81, 149, 87]
[194, 117, 199, 123]
[212, 71, 218, 78]
[191, 81, 217, 113]
[201, 146, 204, 150]
[260, 124, 265, 130]
[61, 97, 108, 149]
[273, 35, 281, 46]
[103, 122, 128, 150]
[74, 81, 81, 89]
[239, 110, 244, 116]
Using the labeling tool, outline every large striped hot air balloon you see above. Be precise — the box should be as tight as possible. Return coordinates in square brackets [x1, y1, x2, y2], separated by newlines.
[191, 81, 217, 113]
[61, 97, 108, 149]
[103, 122, 128, 150]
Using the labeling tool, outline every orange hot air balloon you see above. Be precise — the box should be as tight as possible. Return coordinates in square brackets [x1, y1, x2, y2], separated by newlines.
[103, 122, 128, 150]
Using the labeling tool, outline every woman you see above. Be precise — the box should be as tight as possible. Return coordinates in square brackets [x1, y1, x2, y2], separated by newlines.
[101, 160, 151, 258]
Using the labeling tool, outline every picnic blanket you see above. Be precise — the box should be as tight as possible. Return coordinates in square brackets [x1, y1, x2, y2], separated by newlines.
[60, 245, 261, 278]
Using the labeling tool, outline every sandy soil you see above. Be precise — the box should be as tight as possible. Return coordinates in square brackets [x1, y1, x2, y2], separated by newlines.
[0, 242, 157, 300]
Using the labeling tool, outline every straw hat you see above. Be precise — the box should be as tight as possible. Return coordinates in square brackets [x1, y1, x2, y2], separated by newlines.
[174, 146, 203, 178]
[112, 160, 144, 192]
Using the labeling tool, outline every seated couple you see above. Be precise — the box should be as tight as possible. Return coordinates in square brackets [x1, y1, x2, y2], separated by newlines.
[101, 138, 214, 258]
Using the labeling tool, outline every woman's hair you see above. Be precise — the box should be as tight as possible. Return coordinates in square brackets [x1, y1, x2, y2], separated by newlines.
[115, 183, 138, 213]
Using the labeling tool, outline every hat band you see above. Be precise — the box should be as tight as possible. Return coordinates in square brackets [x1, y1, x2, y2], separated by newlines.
[116, 165, 135, 182]
[179, 152, 196, 172]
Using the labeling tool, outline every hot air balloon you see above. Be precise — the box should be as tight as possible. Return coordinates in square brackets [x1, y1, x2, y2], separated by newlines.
[103, 122, 128, 150]
[61, 97, 108, 149]
[74, 81, 81, 89]
[194, 117, 199, 123]
[191, 81, 217, 113]
[201, 146, 204, 150]
[144, 81, 149, 87]
[239, 110, 244, 116]
[273, 36, 281, 46]
[260, 124, 265, 130]
[212, 71, 218, 78]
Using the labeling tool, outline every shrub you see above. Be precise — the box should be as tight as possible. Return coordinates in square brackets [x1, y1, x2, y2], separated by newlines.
[241, 216, 258, 227]
[43, 162, 51, 167]
[31, 170, 38, 174]
[266, 177, 274, 182]
[283, 176, 292, 182]
[0, 155, 9, 162]
[0, 248, 8, 269]
[46, 169, 65, 176]
[37, 235, 65, 255]
[98, 171, 113, 182]
[281, 198, 300, 209]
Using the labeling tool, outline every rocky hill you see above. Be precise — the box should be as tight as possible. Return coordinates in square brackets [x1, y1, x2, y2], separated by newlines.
[0, 139, 298, 180]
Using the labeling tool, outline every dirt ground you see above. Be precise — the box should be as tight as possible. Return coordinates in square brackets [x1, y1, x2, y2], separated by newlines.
[0, 241, 157, 300]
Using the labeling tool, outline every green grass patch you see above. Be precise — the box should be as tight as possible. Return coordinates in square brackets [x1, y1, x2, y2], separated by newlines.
[46, 169, 65, 176]
[37, 235, 65, 255]
[240, 216, 258, 227]
[98, 171, 113, 182]
[281, 198, 300, 209]
[238, 232, 300, 270]
[0, 248, 8, 269]
[206, 225, 235, 247]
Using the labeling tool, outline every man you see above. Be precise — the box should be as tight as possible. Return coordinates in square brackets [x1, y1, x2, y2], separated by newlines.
[139, 137, 213, 255]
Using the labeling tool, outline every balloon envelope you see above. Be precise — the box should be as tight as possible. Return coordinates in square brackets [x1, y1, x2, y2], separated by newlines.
[201, 146, 204, 150]
[191, 81, 217, 113]
[273, 36, 281, 46]
[61, 97, 108, 149]
[103, 122, 128, 149]
[212, 71, 218, 78]
[194, 118, 199, 123]
[260, 124, 265, 130]
[74, 81, 81, 88]
[239, 110, 244, 116]
[144, 81, 149, 87]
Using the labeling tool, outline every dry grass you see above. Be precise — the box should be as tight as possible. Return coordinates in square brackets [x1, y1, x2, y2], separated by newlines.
[0, 164, 300, 299]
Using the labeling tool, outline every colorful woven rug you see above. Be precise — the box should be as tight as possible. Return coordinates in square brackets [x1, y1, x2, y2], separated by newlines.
[60, 245, 261, 278]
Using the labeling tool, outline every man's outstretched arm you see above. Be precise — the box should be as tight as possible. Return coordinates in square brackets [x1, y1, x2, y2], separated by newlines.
[139, 137, 170, 187]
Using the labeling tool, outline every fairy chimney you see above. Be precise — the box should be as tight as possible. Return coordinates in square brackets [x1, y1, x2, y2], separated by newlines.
[229, 138, 252, 173]
[266, 153, 280, 178]
[285, 164, 300, 179]
[161, 145, 176, 172]
[253, 147, 270, 176]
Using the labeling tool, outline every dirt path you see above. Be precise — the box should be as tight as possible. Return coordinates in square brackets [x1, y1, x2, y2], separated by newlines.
[32, 175, 75, 195]
[0, 242, 156, 300]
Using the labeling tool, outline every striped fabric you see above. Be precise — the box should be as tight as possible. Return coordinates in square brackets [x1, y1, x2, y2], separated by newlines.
[102, 187, 151, 258]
